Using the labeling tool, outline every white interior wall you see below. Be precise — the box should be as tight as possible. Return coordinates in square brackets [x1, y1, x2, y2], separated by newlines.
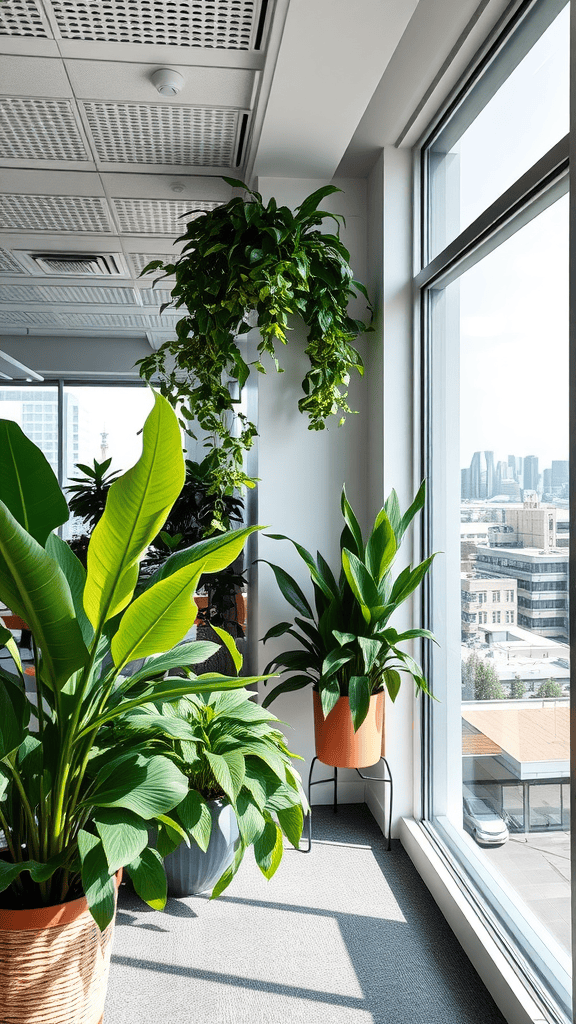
[254, 175, 371, 806]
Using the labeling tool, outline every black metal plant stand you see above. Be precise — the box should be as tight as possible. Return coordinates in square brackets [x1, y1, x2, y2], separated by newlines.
[301, 755, 393, 853]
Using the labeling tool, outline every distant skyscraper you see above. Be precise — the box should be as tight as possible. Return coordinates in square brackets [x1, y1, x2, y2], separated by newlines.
[551, 460, 569, 490]
[461, 467, 471, 499]
[469, 451, 495, 499]
[523, 455, 539, 493]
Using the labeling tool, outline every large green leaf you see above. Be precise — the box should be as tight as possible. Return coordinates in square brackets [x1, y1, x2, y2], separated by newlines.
[46, 533, 93, 645]
[89, 753, 189, 819]
[120, 641, 220, 688]
[259, 561, 313, 618]
[149, 525, 262, 585]
[175, 789, 212, 852]
[321, 647, 354, 680]
[93, 807, 149, 875]
[319, 675, 340, 718]
[126, 847, 167, 911]
[0, 676, 30, 758]
[364, 513, 397, 584]
[277, 804, 304, 848]
[383, 668, 401, 702]
[398, 480, 426, 542]
[348, 675, 371, 731]
[0, 624, 22, 678]
[341, 548, 380, 623]
[235, 791, 266, 845]
[0, 853, 68, 895]
[340, 488, 364, 557]
[205, 749, 245, 802]
[84, 391, 185, 630]
[261, 675, 313, 708]
[253, 818, 283, 879]
[78, 830, 118, 930]
[357, 637, 382, 675]
[111, 562, 204, 670]
[0, 500, 88, 688]
[389, 555, 436, 607]
[211, 625, 243, 674]
[0, 419, 68, 545]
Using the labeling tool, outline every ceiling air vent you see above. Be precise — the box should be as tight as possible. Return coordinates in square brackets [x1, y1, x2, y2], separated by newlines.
[29, 253, 122, 276]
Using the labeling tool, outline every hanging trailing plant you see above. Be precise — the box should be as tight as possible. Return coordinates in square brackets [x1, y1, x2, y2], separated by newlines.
[137, 178, 372, 506]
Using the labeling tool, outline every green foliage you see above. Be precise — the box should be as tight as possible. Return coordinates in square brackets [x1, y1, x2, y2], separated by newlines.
[66, 458, 122, 531]
[536, 678, 563, 698]
[463, 652, 505, 700]
[129, 686, 308, 895]
[261, 483, 437, 731]
[509, 675, 525, 699]
[0, 394, 265, 929]
[137, 180, 372, 505]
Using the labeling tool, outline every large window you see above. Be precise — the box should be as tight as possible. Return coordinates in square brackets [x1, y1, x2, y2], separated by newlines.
[418, 1, 570, 1019]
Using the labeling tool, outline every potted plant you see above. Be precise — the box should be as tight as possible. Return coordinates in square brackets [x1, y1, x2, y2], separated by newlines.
[261, 484, 437, 767]
[122, 641, 308, 898]
[0, 394, 263, 1024]
[137, 179, 373, 512]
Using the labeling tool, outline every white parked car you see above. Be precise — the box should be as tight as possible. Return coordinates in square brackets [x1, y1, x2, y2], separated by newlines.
[463, 794, 509, 846]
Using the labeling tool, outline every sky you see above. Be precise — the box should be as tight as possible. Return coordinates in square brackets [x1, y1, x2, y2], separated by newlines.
[446, 4, 569, 471]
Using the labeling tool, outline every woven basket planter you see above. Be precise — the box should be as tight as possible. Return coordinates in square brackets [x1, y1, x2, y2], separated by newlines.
[0, 873, 121, 1024]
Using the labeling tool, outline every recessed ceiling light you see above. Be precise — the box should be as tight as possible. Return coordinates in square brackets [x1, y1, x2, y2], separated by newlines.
[151, 69, 184, 97]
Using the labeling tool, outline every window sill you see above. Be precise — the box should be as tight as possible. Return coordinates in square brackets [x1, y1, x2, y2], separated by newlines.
[399, 817, 561, 1024]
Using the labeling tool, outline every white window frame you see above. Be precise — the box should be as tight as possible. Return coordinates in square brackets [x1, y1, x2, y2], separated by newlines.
[413, 1, 572, 1019]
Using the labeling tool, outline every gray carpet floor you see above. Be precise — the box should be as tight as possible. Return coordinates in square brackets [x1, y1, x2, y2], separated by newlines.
[105, 804, 508, 1024]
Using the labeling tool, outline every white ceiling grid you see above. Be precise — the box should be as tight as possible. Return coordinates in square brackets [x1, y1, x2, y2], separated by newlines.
[0, 0, 275, 369]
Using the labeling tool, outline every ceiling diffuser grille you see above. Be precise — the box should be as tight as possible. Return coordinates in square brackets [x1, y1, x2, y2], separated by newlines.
[0, 249, 25, 273]
[141, 289, 174, 306]
[0, 284, 137, 304]
[83, 102, 239, 167]
[113, 198, 218, 236]
[0, 99, 87, 161]
[0, 195, 111, 233]
[0, 0, 50, 37]
[128, 253, 175, 277]
[0, 310, 59, 325]
[49, 0, 256, 48]
[57, 312, 151, 328]
[145, 314, 179, 329]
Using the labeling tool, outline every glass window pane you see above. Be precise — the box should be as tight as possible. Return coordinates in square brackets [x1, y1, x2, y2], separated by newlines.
[0, 386, 59, 477]
[430, 192, 569, 957]
[63, 386, 155, 541]
[428, 2, 568, 259]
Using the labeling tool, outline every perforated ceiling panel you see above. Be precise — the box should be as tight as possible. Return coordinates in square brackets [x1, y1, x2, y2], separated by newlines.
[141, 289, 174, 306]
[0, 249, 25, 273]
[0, 310, 59, 325]
[128, 253, 175, 277]
[0, 99, 88, 161]
[113, 198, 218, 235]
[57, 312, 151, 328]
[0, 195, 111, 233]
[145, 314, 180, 329]
[83, 103, 239, 167]
[0, 284, 138, 304]
[49, 0, 256, 48]
[0, 0, 50, 37]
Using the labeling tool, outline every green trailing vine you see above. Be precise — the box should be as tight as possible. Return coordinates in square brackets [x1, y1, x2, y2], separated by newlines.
[137, 178, 372, 506]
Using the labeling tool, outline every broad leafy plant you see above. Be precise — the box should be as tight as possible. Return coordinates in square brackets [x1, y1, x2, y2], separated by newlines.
[261, 484, 437, 731]
[66, 457, 122, 531]
[138, 179, 372, 508]
[0, 395, 264, 928]
[125, 645, 308, 897]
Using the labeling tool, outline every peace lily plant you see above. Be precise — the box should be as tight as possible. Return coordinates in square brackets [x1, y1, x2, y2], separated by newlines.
[0, 392, 263, 929]
[261, 485, 437, 731]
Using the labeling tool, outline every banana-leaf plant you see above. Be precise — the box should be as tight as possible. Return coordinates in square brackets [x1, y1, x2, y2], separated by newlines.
[261, 484, 437, 731]
[0, 393, 264, 929]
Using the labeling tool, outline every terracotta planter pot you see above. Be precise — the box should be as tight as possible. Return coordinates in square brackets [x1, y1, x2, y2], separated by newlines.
[313, 690, 385, 768]
[0, 873, 121, 1024]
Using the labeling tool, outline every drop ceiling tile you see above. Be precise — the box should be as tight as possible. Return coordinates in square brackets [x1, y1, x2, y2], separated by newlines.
[83, 102, 240, 167]
[0, 309, 59, 325]
[140, 288, 174, 306]
[0, 283, 138, 304]
[0, 0, 51, 38]
[0, 248, 26, 273]
[127, 252, 176, 278]
[113, 198, 218, 235]
[48, 0, 257, 49]
[0, 194, 111, 232]
[67, 61, 255, 108]
[57, 311, 150, 328]
[0, 98, 88, 161]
